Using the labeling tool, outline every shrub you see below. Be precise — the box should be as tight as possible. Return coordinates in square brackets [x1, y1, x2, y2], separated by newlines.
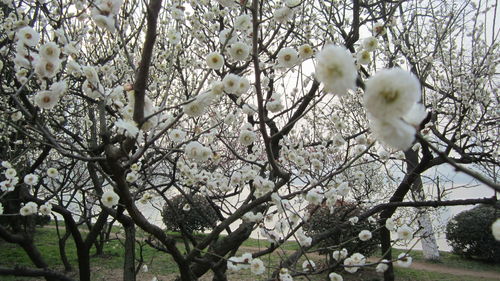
[162, 194, 218, 234]
[446, 204, 500, 262]
[304, 202, 380, 260]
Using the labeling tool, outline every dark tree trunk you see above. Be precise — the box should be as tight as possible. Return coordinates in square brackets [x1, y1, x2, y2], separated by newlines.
[123, 223, 136, 281]
[380, 226, 395, 281]
[76, 247, 91, 281]
[58, 231, 73, 272]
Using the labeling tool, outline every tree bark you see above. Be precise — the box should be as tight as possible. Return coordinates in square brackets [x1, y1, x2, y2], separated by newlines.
[418, 211, 440, 260]
[123, 223, 136, 281]
[407, 149, 440, 261]
[58, 231, 73, 272]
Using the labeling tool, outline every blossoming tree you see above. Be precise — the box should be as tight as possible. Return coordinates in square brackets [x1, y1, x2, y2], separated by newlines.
[0, 0, 498, 281]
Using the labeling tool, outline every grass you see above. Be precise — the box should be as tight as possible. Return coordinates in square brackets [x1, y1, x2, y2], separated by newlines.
[388, 248, 500, 273]
[1, 226, 499, 281]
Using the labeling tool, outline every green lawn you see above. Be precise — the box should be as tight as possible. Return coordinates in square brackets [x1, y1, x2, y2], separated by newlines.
[1, 226, 499, 281]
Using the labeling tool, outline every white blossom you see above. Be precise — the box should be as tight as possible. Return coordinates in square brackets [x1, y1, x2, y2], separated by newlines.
[206, 52, 224, 70]
[396, 253, 412, 268]
[385, 218, 396, 231]
[34, 91, 60, 109]
[298, 44, 314, 59]
[358, 230, 372, 241]
[169, 129, 186, 143]
[362, 36, 379, 51]
[17, 26, 40, 46]
[229, 42, 250, 61]
[315, 45, 357, 96]
[376, 260, 390, 273]
[20, 202, 38, 216]
[239, 130, 256, 146]
[39, 203, 52, 216]
[329, 272, 343, 281]
[364, 68, 421, 120]
[101, 190, 119, 208]
[277, 47, 299, 68]
[397, 225, 414, 240]
[222, 73, 241, 94]
[250, 258, 265, 274]
[23, 174, 38, 186]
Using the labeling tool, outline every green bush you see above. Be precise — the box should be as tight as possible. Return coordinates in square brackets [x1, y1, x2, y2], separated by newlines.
[162, 194, 218, 234]
[304, 202, 380, 260]
[446, 204, 500, 262]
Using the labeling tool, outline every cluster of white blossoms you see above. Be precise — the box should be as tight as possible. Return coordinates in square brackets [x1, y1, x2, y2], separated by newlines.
[35, 42, 63, 79]
[20, 202, 38, 216]
[266, 93, 284, 113]
[332, 248, 349, 261]
[184, 141, 212, 163]
[252, 176, 275, 197]
[82, 66, 104, 99]
[1, 161, 18, 193]
[315, 45, 357, 96]
[183, 80, 233, 117]
[343, 252, 366, 273]
[279, 268, 293, 281]
[13, 26, 69, 109]
[227, 253, 265, 275]
[305, 188, 324, 206]
[222, 73, 250, 96]
[274, 0, 302, 23]
[34, 80, 67, 109]
[356, 37, 378, 65]
[364, 68, 427, 150]
[91, 0, 123, 33]
[138, 192, 154, 204]
[355, 24, 383, 66]
[115, 90, 162, 136]
[101, 190, 120, 208]
[125, 162, 141, 183]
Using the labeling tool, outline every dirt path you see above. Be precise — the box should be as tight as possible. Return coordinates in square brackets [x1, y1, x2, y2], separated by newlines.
[400, 260, 500, 279]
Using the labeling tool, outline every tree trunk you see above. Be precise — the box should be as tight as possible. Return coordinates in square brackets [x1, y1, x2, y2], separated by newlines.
[58, 232, 73, 272]
[123, 223, 136, 281]
[76, 247, 91, 281]
[407, 149, 441, 261]
[380, 221, 395, 281]
[418, 212, 441, 260]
